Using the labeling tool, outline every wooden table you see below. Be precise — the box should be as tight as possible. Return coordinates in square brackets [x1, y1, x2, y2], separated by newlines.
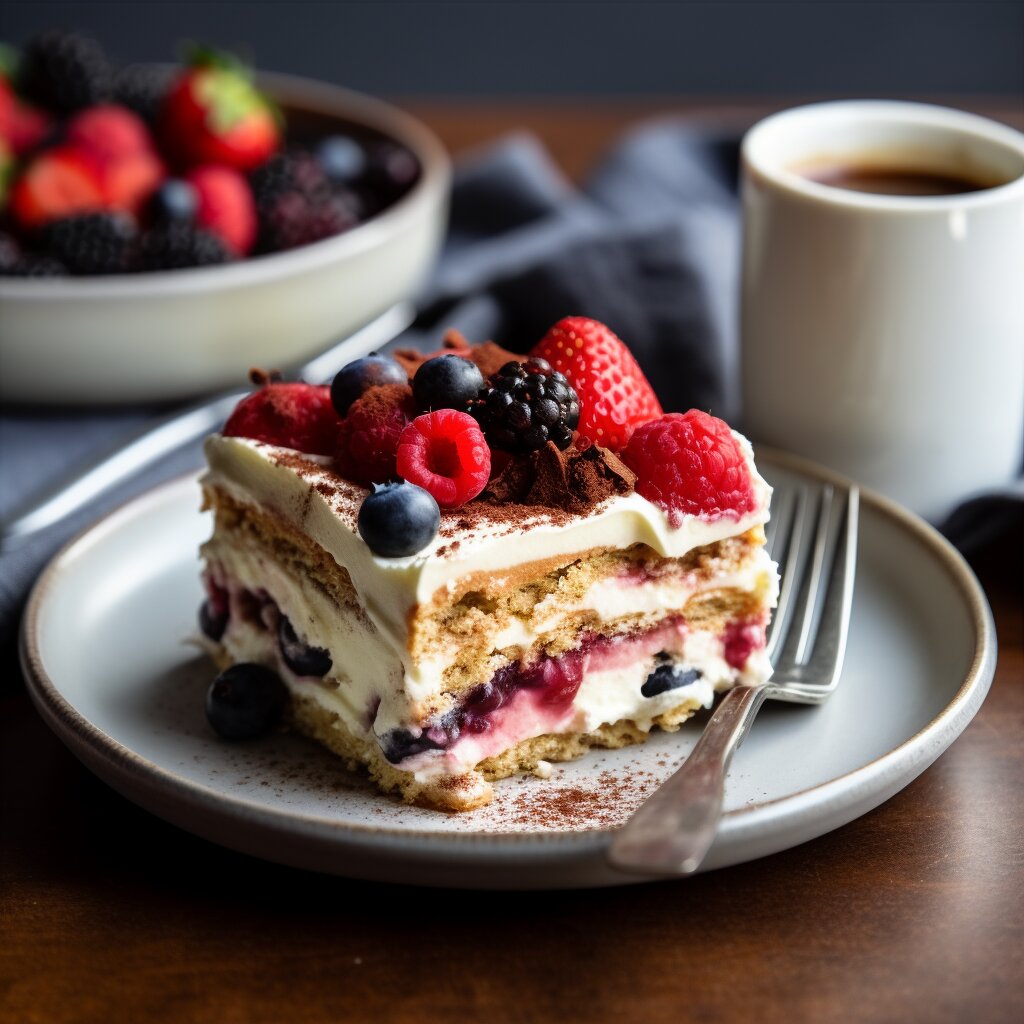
[2, 102, 1022, 1024]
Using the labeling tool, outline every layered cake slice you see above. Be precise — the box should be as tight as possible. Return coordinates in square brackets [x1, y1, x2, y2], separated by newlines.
[198, 318, 778, 811]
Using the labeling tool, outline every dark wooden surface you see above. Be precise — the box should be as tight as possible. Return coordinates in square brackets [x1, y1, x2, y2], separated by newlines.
[2, 102, 1023, 1024]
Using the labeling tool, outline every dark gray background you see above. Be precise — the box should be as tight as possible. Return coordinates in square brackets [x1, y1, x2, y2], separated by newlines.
[2, 1, 1022, 96]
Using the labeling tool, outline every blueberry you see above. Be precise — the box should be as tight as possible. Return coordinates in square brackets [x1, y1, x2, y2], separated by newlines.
[641, 665, 702, 699]
[278, 615, 332, 677]
[198, 599, 228, 642]
[358, 482, 440, 557]
[206, 664, 287, 740]
[316, 135, 367, 184]
[149, 179, 198, 224]
[412, 354, 484, 412]
[330, 354, 408, 416]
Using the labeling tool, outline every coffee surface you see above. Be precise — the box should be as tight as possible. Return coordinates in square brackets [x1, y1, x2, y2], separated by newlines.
[801, 164, 992, 195]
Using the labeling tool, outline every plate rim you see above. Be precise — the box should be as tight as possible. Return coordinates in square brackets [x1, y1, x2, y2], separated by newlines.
[19, 448, 996, 852]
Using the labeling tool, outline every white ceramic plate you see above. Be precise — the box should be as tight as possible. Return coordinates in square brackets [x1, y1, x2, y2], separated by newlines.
[20, 451, 995, 889]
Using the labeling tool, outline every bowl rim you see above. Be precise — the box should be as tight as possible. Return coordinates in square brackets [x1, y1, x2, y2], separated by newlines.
[0, 69, 450, 300]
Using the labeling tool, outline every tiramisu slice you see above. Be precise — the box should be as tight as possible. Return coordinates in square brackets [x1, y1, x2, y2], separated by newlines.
[198, 318, 778, 810]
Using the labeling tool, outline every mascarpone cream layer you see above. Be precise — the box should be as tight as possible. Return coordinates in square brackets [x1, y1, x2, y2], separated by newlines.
[202, 433, 772, 658]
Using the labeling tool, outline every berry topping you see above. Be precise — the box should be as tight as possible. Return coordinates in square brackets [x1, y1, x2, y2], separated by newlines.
[19, 31, 114, 115]
[186, 164, 257, 256]
[206, 663, 287, 740]
[412, 353, 484, 412]
[10, 146, 105, 229]
[396, 410, 491, 508]
[330, 355, 408, 417]
[148, 179, 199, 224]
[470, 358, 580, 454]
[278, 615, 332, 678]
[66, 103, 153, 163]
[641, 664, 701, 698]
[41, 212, 136, 275]
[224, 381, 339, 455]
[137, 222, 230, 270]
[622, 411, 757, 525]
[114, 64, 170, 127]
[531, 317, 663, 451]
[335, 382, 415, 486]
[159, 48, 279, 171]
[0, 78, 52, 156]
[357, 481, 440, 557]
[315, 135, 367, 184]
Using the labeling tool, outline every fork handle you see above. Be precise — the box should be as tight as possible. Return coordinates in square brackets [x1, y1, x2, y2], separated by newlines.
[608, 684, 770, 876]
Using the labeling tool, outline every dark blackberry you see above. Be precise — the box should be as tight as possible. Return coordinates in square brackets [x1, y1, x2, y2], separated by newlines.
[471, 358, 580, 454]
[256, 191, 356, 253]
[114, 63, 171, 127]
[249, 149, 331, 209]
[19, 30, 113, 115]
[0, 233, 22, 273]
[137, 223, 231, 271]
[42, 213, 136, 275]
[4, 255, 67, 277]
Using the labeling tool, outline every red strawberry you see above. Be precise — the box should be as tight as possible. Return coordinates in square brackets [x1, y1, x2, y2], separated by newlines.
[66, 104, 153, 163]
[622, 411, 756, 526]
[186, 165, 257, 255]
[336, 384, 415, 486]
[10, 146, 105, 229]
[0, 78, 51, 156]
[160, 50, 279, 171]
[223, 381, 339, 455]
[99, 148, 165, 215]
[396, 410, 491, 508]
[530, 317, 663, 451]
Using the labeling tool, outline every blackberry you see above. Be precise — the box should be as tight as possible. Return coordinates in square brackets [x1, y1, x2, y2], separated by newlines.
[42, 213, 136, 275]
[137, 223, 231, 271]
[471, 358, 580, 453]
[114, 63, 170, 127]
[249, 149, 331, 209]
[19, 30, 113, 114]
[4, 255, 67, 277]
[0, 233, 22, 273]
[256, 191, 356, 253]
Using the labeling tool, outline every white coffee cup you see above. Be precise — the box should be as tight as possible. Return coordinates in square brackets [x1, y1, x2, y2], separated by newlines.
[740, 101, 1024, 522]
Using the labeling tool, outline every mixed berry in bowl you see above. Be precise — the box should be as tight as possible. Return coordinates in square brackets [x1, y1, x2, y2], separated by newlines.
[0, 31, 421, 276]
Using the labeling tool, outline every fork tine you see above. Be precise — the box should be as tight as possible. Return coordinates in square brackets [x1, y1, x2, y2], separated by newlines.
[765, 485, 816, 660]
[801, 486, 859, 687]
[775, 484, 853, 676]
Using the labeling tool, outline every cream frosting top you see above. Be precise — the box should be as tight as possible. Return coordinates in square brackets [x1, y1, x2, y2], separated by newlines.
[202, 433, 772, 653]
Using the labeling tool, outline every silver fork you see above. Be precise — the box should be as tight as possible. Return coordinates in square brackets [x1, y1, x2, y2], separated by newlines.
[608, 477, 859, 876]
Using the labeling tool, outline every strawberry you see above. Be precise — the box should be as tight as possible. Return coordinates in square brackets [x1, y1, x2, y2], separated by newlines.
[10, 146, 105, 229]
[530, 317, 663, 451]
[160, 49, 279, 172]
[0, 76, 52, 156]
[99, 148, 165, 215]
[186, 165, 256, 255]
[66, 104, 153, 163]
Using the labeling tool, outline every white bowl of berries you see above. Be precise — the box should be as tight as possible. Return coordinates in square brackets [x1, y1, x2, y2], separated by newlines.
[0, 33, 449, 404]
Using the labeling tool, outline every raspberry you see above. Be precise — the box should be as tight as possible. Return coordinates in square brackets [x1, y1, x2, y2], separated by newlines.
[223, 382, 339, 455]
[66, 104, 153, 163]
[336, 383, 415, 486]
[622, 411, 756, 526]
[531, 317, 663, 451]
[396, 410, 491, 509]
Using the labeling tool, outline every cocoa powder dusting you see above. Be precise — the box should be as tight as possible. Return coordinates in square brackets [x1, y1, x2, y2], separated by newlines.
[392, 333, 524, 379]
[479, 436, 635, 515]
[499, 770, 659, 829]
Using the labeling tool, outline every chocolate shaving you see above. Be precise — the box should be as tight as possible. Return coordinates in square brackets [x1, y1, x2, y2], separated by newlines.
[392, 333, 524, 380]
[480, 435, 636, 514]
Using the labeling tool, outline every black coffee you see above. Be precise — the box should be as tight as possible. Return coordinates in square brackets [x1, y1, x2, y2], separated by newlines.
[801, 164, 993, 196]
